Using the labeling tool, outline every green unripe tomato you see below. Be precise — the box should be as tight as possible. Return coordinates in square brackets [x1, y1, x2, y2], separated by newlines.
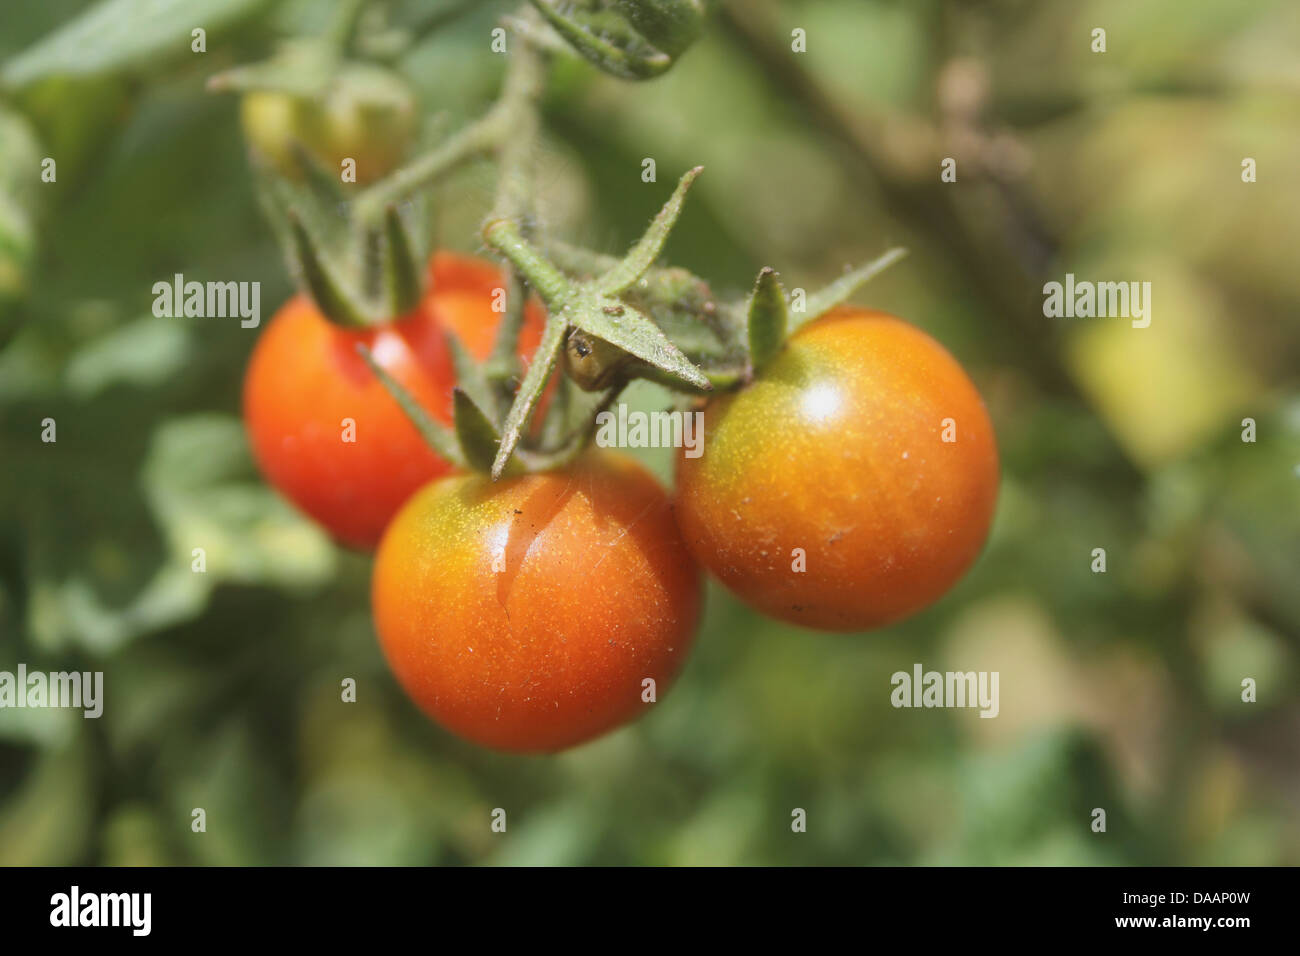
[239, 64, 417, 185]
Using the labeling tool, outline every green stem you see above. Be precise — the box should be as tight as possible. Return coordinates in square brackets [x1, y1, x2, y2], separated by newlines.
[353, 16, 547, 224]
[516, 385, 622, 471]
[485, 31, 548, 375]
[352, 114, 500, 224]
[483, 219, 572, 306]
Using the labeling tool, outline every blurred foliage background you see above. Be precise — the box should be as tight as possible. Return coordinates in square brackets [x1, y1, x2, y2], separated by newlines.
[0, 0, 1297, 866]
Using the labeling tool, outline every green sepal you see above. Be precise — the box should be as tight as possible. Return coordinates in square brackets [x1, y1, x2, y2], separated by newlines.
[795, 247, 909, 333]
[516, 386, 619, 472]
[492, 315, 568, 479]
[453, 388, 506, 475]
[355, 344, 465, 467]
[570, 293, 711, 391]
[379, 202, 423, 318]
[205, 39, 336, 98]
[747, 266, 788, 372]
[287, 211, 375, 328]
[446, 331, 500, 421]
[287, 138, 347, 203]
[596, 166, 702, 295]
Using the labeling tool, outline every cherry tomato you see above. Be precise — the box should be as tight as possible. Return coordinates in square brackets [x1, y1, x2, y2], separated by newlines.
[242, 254, 545, 550]
[372, 451, 701, 753]
[675, 307, 999, 631]
[239, 64, 417, 185]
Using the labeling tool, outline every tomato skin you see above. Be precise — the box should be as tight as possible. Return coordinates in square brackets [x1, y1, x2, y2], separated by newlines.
[675, 307, 999, 632]
[242, 295, 455, 550]
[242, 254, 545, 550]
[372, 451, 701, 753]
[423, 251, 545, 360]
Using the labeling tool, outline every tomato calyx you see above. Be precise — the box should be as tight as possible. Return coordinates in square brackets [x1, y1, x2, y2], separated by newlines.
[740, 247, 910, 379]
[357, 175, 908, 480]
[480, 166, 718, 477]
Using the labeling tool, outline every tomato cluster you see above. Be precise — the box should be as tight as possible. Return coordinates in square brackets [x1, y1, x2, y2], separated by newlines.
[244, 259, 997, 752]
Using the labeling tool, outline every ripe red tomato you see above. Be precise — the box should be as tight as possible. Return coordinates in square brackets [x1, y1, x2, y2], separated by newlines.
[372, 451, 701, 753]
[675, 307, 999, 631]
[242, 253, 544, 549]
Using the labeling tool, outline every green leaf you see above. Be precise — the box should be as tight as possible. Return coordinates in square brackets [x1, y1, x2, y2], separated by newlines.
[746, 267, 788, 372]
[64, 315, 191, 398]
[1, 0, 272, 90]
[143, 415, 337, 590]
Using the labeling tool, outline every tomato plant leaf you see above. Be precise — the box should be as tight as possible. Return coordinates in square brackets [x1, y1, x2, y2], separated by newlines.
[2, 0, 271, 90]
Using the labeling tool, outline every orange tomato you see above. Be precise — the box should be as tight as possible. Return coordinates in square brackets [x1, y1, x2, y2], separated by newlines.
[242, 254, 544, 549]
[675, 307, 999, 631]
[372, 451, 701, 753]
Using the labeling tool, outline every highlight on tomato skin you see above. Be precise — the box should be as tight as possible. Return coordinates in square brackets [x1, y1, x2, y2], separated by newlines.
[241, 254, 548, 551]
[674, 306, 1000, 633]
[371, 450, 702, 754]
